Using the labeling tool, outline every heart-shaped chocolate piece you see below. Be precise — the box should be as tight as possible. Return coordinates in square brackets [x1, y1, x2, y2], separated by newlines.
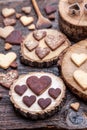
[6, 30, 23, 45]
[26, 76, 52, 95]
[35, 47, 50, 59]
[33, 30, 47, 41]
[38, 98, 51, 109]
[23, 95, 36, 107]
[48, 88, 61, 99]
[14, 85, 27, 96]
[45, 34, 65, 51]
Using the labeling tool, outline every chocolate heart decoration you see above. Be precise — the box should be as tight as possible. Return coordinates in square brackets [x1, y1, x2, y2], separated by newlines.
[38, 98, 51, 109]
[14, 85, 27, 96]
[35, 47, 50, 59]
[45, 34, 65, 51]
[23, 95, 36, 107]
[33, 30, 46, 41]
[48, 88, 61, 99]
[6, 30, 23, 45]
[26, 76, 51, 95]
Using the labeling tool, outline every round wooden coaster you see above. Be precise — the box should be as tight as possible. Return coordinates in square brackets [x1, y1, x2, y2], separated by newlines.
[61, 40, 87, 100]
[58, 0, 87, 41]
[21, 29, 70, 67]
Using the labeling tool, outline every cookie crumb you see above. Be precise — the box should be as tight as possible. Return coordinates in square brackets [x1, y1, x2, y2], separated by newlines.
[28, 24, 35, 30]
[4, 43, 12, 50]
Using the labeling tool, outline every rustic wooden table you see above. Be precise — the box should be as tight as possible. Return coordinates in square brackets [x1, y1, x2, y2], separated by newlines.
[0, 0, 87, 130]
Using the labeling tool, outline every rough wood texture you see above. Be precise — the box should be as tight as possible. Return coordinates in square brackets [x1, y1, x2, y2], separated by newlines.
[0, 0, 86, 130]
[58, 0, 87, 42]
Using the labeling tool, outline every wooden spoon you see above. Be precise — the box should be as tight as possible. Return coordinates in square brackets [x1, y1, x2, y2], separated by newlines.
[32, 0, 52, 29]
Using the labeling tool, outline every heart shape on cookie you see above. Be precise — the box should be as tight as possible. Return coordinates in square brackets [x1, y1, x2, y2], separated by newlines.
[14, 85, 27, 96]
[26, 76, 52, 95]
[23, 95, 36, 107]
[0, 26, 14, 39]
[45, 34, 65, 51]
[73, 70, 87, 90]
[48, 88, 61, 99]
[35, 47, 50, 59]
[2, 8, 15, 17]
[20, 16, 34, 26]
[0, 52, 17, 69]
[71, 53, 87, 66]
[38, 98, 51, 109]
[33, 30, 46, 41]
[24, 40, 38, 51]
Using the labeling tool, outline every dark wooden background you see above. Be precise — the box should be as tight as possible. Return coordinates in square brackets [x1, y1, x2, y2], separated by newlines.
[0, 0, 87, 130]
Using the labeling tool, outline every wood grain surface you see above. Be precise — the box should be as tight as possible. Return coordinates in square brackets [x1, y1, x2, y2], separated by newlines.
[0, 0, 87, 130]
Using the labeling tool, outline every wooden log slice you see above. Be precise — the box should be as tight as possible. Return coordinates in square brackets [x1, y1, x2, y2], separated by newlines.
[58, 0, 87, 42]
[61, 40, 87, 101]
[21, 29, 70, 67]
[9, 72, 66, 119]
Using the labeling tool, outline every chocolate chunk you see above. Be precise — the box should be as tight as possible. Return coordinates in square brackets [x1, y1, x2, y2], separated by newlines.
[45, 34, 65, 51]
[0, 70, 18, 89]
[35, 47, 50, 59]
[33, 30, 46, 41]
[24, 40, 38, 51]
[3, 18, 16, 26]
[6, 30, 23, 45]
[48, 13, 55, 20]
[10, 61, 18, 69]
[14, 85, 27, 96]
[23, 95, 36, 107]
[48, 88, 61, 99]
[38, 98, 51, 109]
[44, 3, 57, 14]
[26, 76, 51, 95]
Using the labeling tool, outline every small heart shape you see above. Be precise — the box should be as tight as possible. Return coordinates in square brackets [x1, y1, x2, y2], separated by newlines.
[20, 16, 34, 26]
[14, 85, 27, 96]
[45, 34, 65, 51]
[48, 88, 61, 99]
[71, 53, 87, 66]
[0, 52, 17, 69]
[2, 8, 15, 17]
[38, 98, 51, 109]
[23, 95, 36, 107]
[24, 40, 38, 51]
[0, 26, 14, 39]
[74, 70, 87, 90]
[33, 30, 46, 41]
[68, 3, 80, 16]
[26, 76, 52, 95]
[35, 47, 50, 59]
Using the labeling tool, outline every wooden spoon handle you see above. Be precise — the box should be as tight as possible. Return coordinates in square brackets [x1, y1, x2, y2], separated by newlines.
[32, 0, 42, 17]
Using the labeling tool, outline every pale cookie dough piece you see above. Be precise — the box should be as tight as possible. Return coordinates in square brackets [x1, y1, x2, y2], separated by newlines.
[2, 8, 15, 17]
[20, 16, 34, 26]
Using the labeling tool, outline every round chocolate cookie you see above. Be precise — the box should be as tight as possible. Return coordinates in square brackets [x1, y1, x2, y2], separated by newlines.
[21, 29, 70, 67]
[61, 40, 87, 101]
[9, 72, 66, 119]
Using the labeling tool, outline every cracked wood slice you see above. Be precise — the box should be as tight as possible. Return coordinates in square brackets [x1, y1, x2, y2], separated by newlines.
[21, 29, 70, 67]
[61, 40, 87, 101]
[58, 0, 87, 42]
[9, 72, 66, 119]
